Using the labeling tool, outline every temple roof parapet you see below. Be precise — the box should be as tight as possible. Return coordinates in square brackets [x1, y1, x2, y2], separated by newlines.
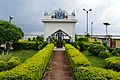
[43, 8, 76, 20]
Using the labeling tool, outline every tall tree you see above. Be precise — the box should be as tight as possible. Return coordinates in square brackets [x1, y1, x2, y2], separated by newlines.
[0, 20, 24, 49]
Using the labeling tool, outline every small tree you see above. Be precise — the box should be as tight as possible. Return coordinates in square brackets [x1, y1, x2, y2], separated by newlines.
[0, 20, 24, 50]
[36, 36, 44, 42]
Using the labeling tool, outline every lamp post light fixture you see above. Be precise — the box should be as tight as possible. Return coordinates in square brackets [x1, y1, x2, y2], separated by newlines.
[9, 16, 13, 23]
[103, 22, 110, 45]
[83, 8, 92, 35]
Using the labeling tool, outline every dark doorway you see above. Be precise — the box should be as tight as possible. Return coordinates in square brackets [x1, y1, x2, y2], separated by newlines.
[46, 29, 72, 48]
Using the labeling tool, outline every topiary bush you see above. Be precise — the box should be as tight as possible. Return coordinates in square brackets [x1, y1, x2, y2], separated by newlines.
[38, 41, 48, 50]
[75, 66, 120, 80]
[65, 44, 120, 80]
[77, 41, 90, 51]
[105, 57, 120, 71]
[28, 38, 31, 41]
[65, 44, 90, 73]
[77, 36, 88, 42]
[36, 36, 44, 42]
[75, 36, 92, 51]
[12, 41, 42, 50]
[0, 43, 54, 79]
[88, 44, 106, 56]
[65, 44, 91, 67]
[70, 42, 80, 50]
[99, 51, 111, 58]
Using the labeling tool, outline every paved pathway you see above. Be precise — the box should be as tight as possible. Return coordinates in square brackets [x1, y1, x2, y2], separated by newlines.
[43, 50, 73, 80]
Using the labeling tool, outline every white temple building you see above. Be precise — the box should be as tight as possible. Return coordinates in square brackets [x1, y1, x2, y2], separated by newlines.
[42, 8, 77, 42]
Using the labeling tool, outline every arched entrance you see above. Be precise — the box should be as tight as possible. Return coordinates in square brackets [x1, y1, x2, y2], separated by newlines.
[46, 29, 72, 48]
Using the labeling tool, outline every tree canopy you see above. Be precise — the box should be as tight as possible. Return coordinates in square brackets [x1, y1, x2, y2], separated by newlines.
[0, 20, 24, 44]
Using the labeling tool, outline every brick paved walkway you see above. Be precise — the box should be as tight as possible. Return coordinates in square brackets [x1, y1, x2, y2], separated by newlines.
[43, 50, 73, 80]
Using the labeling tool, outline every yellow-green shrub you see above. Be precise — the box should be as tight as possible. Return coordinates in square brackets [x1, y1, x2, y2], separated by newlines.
[65, 44, 120, 80]
[0, 43, 54, 80]
[105, 57, 120, 71]
[75, 67, 120, 80]
[0, 61, 8, 71]
[7, 57, 20, 69]
[65, 44, 90, 71]
[0, 52, 20, 71]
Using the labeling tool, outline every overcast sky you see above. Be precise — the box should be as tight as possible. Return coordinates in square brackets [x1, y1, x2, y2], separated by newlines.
[0, 0, 120, 35]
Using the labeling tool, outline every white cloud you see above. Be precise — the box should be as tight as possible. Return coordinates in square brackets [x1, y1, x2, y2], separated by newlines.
[99, 3, 120, 34]
[100, 3, 120, 24]
[0, 0, 120, 35]
[75, 0, 105, 9]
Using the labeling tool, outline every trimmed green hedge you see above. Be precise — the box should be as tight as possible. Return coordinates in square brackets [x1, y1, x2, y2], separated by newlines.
[77, 41, 90, 51]
[65, 44, 120, 80]
[65, 44, 90, 71]
[0, 43, 54, 80]
[105, 57, 120, 71]
[88, 44, 106, 56]
[12, 41, 48, 50]
[99, 51, 111, 58]
[70, 42, 80, 50]
[75, 67, 120, 80]
[12, 41, 41, 50]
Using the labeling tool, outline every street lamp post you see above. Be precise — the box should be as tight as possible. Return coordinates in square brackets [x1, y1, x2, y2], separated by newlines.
[103, 22, 110, 45]
[91, 22, 93, 37]
[5, 16, 13, 50]
[83, 9, 92, 35]
[9, 16, 13, 23]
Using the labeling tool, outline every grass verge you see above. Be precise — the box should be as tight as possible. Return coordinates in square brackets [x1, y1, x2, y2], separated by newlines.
[83, 51, 106, 68]
[11, 50, 38, 63]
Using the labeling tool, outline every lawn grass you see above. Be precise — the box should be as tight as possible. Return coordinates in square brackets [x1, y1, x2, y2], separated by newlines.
[11, 50, 38, 63]
[83, 51, 106, 68]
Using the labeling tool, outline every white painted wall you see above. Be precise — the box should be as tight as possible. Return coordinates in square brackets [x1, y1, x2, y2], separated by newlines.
[43, 22, 76, 41]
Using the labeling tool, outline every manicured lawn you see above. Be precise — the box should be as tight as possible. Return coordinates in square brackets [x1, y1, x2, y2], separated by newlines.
[83, 51, 106, 68]
[11, 50, 38, 63]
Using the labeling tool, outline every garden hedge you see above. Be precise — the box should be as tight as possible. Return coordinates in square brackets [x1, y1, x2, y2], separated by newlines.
[0, 43, 54, 80]
[65, 44, 120, 80]
[75, 67, 120, 80]
[12, 41, 48, 50]
[88, 44, 106, 56]
[99, 51, 111, 58]
[70, 42, 80, 50]
[77, 41, 90, 51]
[65, 44, 90, 72]
[12, 41, 40, 50]
[105, 57, 120, 71]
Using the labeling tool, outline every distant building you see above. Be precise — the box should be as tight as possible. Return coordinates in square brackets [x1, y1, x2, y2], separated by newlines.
[97, 37, 120, 48]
